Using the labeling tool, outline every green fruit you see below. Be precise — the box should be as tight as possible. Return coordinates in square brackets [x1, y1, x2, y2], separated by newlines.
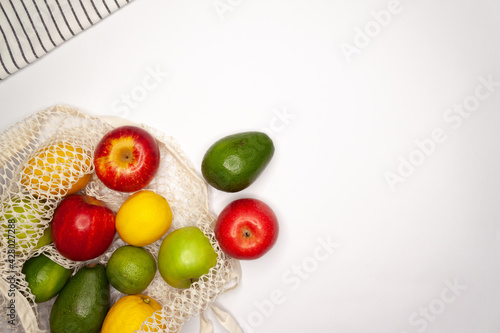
[106, 245, 157, 294]
[50, 264, 110, 333]
[2, 196, 51, 252]
[33, 225, 52, 250]
[21, 253, 72, 303]
[158, 226, 217, 289]
[201, 131, 274, 192]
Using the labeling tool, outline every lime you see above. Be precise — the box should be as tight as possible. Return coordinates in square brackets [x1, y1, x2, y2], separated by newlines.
[21, 253, 72, 303]
[106, 245, 157, 294]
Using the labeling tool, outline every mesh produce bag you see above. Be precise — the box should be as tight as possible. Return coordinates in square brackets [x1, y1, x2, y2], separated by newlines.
[0, 105, 242, 333]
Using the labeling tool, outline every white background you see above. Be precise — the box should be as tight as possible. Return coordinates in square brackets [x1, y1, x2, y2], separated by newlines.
[1, 0, 500, 332]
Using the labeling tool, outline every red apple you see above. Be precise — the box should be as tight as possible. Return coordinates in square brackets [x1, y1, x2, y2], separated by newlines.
[215, 198, 279, 260]
[94, 126, 160, 193]
[51, 194, 116, 261]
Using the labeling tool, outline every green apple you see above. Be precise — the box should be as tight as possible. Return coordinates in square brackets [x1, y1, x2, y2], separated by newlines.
[34, 225, 52, 250]
[2, 196, 52, 252]
[158, 226, 218, 289]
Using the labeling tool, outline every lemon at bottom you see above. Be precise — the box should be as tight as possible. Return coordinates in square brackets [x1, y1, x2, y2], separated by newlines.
[101, 294, 164, 333]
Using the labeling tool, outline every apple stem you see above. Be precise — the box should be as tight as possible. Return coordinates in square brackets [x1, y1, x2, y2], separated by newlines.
[243, 230, 251, 238]
[120, 148, 134, 162]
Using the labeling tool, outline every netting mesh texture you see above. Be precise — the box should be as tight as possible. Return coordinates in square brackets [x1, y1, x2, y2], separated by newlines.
[0, 105, 240, 333]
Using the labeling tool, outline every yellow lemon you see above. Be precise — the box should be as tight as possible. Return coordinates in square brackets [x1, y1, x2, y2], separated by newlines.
[101, 294, 164, 333]
[21, 142, 92, 197]
[116, 190, 172, 246]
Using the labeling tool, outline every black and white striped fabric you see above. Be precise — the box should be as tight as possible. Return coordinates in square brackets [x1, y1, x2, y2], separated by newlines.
[0, 0, 133, 80]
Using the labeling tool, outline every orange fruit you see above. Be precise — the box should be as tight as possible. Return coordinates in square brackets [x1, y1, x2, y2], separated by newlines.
[21, 142, 92, 197]
[116, 190, 173, 246]
[101, 294, 164, 333]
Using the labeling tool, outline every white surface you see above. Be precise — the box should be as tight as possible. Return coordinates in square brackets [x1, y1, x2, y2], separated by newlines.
[1, 0, 500, 332]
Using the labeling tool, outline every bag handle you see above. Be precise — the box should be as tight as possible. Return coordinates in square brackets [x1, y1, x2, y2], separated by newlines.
[201, 304, 244, 333]
[0, 278, 44, 333]
[200, 263, 243, 333]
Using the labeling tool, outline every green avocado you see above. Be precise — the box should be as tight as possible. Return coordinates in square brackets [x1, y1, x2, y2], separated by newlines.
[201, 131, 274, 192]
[49, 264, 110, 333]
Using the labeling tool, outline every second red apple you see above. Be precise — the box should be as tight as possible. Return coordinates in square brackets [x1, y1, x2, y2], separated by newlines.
[215, 198, 279, 260]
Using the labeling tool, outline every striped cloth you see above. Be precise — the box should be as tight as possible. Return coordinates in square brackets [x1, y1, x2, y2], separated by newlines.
[0, 0, 133, 80]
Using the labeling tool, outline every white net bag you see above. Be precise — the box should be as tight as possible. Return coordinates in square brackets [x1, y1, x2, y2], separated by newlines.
[0, 105, 242, 333]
